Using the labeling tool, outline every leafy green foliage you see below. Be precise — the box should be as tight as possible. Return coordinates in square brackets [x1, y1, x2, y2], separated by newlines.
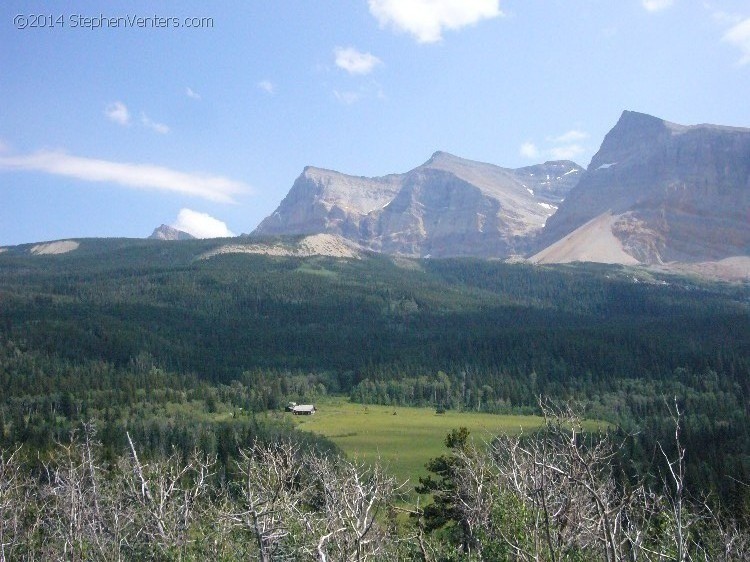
[415, 427, 472, 546]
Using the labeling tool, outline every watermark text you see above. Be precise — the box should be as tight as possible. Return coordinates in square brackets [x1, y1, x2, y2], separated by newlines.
[14, 13, 214, 30]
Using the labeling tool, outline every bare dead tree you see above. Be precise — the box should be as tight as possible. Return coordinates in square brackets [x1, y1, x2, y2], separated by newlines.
[657, 398, 693, 562]
[483, 401, 630, 561]
[42, 425, 109, 561]
[702, 502, 750, 562]
[450, 441, 495, 558]
[394, 496, 437, 562]
[228, 439, 313, 561]
[226, 441, 402, 561]
[439, 398, 750, 562]
[0, 446, 27, 562]
[308, 453, 401, 562]
[123, 433, 215, 559]
[36, 427, 133, 561]
[1, 410, 747, 560]
[649, 397, 750, 562]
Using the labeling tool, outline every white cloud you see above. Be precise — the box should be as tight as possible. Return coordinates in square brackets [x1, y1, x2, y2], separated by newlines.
[334, 47, 382, 75]
[549, 144, 586, 160]
[0, 150, 249, 203]
[368, 0, 502, 43]
[520, 142, 540, 159]
[548, 130, 589, 144]
[258, 80, 275, 94]
[723, 17, 750, 65]
[141, 114, 170, 134]
[186, 87, 202, 100]
[105, 101, 130, 126]
[173, 208, 234, 238]
[642, 0, 674, 12]
[106, 102, 168, 133]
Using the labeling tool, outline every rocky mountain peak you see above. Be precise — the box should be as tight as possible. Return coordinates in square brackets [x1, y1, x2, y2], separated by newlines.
[536, 111, 750, 264]
[149, 225, 195, 241]
[423, 150, 459, 165]
[588, 110, 672, 170]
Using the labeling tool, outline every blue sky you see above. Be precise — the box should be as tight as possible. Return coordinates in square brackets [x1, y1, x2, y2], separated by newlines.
[1, 0, 749, 245]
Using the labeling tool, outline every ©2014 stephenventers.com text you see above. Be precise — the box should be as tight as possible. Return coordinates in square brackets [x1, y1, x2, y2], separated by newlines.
[13, 13, 214, 30]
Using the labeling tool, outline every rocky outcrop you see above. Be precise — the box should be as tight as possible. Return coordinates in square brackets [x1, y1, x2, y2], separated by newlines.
[253, 167, 402, 240]
[537, 111, 750, 263]
[199, 233, 364, 260]
[253, 152, 582, 258]
[149, 225, 195, 241]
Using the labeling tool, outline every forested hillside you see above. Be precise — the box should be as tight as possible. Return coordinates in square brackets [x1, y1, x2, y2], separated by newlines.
[1, 237, 748, 517]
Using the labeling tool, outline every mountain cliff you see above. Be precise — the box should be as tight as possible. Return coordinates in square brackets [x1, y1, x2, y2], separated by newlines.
[253, 152, 582, 258]
[534, 111, 750, 264]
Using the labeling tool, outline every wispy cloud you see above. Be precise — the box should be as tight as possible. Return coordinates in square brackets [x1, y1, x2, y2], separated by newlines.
[642, 0, 675, 12]
[520, 129, 590, 162]
[334, 47, 382, 75]
[368, 0, 502, 43]
[258, 80, 275, 94]
[106, 101, 169, 134]
[548, 130, 588, 144]
[0, 150, 249, 203]
[105, 101, 130, 126]
[186, 87, 202, 100]
[334, 90, 361, 104]
[723, 17, 750, 65]
[708, 7, 743, 26]
[141, 114, 170, 135]
[549, 144, 586, 160]
[173, 208, 234, 238]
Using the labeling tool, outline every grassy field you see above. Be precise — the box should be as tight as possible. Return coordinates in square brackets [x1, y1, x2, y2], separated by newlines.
[292, 397, 547, 485]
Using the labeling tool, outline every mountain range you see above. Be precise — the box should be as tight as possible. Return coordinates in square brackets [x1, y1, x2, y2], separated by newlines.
[253, 153, 582, 258]
[3, 110, 748, 280]
[252, 110, 750, 277]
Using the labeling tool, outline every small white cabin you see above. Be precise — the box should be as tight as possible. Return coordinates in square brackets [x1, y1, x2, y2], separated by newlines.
[291, 404, 316, 415]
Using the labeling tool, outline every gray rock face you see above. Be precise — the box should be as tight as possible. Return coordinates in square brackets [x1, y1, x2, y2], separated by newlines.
[254, 152, 582, 258]
[254, 167, 403, 240]
[149, 225, 195, 241]
[539, 111, 750, 263]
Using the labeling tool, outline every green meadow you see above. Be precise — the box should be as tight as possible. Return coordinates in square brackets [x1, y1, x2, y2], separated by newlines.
[292, 398, 547, 485]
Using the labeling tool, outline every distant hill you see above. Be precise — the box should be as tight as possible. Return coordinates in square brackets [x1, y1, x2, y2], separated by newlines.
[253, 152, 582, 258]
[1, 236, 746, 383]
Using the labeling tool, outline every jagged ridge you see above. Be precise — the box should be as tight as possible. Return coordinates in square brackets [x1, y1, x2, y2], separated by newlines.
[253, 152, 582, 258]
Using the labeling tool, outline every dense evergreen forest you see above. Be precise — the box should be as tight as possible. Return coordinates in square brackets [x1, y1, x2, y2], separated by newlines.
[0, 237, 748, 521]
